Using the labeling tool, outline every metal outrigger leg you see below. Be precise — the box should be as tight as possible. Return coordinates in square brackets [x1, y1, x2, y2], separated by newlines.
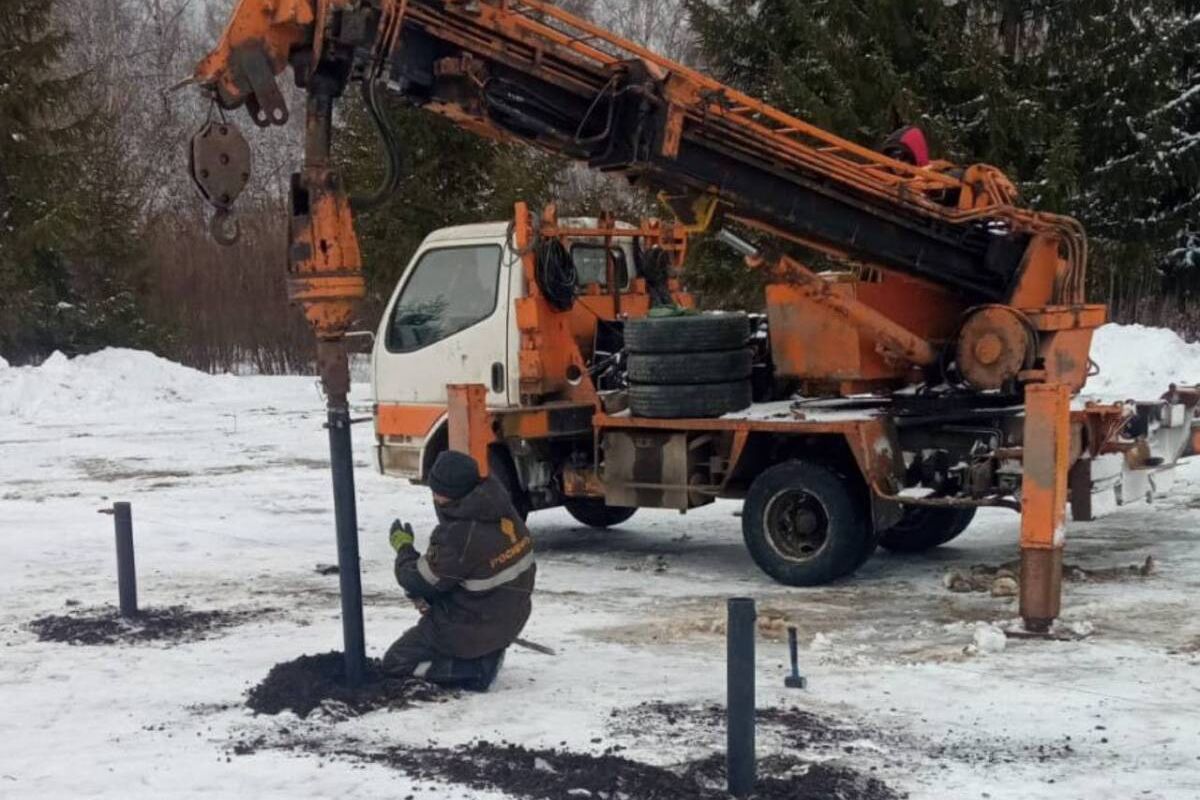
[1019, 383, 1073, 634]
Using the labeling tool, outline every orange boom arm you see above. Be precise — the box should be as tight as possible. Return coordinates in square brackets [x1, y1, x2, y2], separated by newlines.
[193, 0, 1087, 310]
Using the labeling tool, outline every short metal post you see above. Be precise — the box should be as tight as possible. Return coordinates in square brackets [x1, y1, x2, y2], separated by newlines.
[727, 597, 756, 797]
[113, 502, 138, 618]
[785, 626, 807, 690]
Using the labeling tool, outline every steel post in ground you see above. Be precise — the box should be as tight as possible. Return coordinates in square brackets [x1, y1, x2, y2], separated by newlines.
[785, 626, 807, 689]
[727, 597, 757, 797]
[113, 502, 138, 618]
[327, 401, 367, 687]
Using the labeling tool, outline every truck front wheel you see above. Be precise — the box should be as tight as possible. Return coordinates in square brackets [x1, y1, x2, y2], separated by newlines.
[564, 499, 638, 529]
[742, 461, 872, 586]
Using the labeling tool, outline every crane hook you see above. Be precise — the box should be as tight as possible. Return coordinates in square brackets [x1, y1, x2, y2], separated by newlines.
[189, 115, 252, 247]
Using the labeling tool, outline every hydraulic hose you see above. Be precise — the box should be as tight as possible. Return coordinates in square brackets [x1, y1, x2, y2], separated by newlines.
[350, 78, 402, 212]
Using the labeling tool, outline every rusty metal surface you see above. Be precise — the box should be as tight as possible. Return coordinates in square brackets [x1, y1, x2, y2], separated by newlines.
[755, 253, 938, 368]
[1019, 383, 1072, 631]
[316, 339, 351, 399]
[193, 0, 319, 113]
[1019, 548, 1064, 634]
[561, 465, 605, 498]
[956, 306, 1035, 391]
[447, 384, 493, 477]
[492, 403, 595, 440]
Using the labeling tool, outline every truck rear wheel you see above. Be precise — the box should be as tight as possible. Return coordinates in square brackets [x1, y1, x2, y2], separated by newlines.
[564, 499, 638, 529]
[488, 448, 530, 521]
[878, 507, 976, 553]
[742, 461, 872, 586]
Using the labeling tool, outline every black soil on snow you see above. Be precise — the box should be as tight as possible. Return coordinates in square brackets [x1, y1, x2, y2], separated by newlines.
[29, 605, 268, 646]
[231, 699, 901, 799]
[230, 736, 902, 800]
[245, 652, 445, 719]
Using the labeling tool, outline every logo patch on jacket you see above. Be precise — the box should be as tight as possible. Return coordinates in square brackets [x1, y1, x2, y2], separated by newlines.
[491, 520, 531, 570]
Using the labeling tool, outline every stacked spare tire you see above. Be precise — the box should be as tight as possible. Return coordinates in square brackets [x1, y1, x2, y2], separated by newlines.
[624, 312, 754, 419]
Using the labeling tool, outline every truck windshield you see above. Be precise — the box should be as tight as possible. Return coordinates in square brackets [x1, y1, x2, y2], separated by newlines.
[386, 245, 502, 353]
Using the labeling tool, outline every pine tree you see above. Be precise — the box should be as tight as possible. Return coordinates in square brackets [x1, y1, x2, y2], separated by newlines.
[0, 0, 161, 362]
[0, 0, 81, 253]
[0, 0, 89, 360]
[1044, 1, 1200, 314]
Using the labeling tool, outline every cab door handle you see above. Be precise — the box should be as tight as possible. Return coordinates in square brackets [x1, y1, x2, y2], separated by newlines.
[491, 362, 505, 393]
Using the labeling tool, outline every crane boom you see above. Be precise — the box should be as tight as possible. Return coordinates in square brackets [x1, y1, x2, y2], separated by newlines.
[193, 0, 1086, 305]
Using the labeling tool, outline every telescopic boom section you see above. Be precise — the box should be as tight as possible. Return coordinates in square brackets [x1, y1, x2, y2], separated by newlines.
[194, 0, 1087, 305]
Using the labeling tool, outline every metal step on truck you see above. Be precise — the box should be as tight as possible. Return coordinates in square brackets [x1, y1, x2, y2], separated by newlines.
[371, 204, 1200, 633]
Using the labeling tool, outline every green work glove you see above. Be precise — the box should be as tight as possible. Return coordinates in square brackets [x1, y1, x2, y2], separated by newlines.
[389, 520, 416, 551]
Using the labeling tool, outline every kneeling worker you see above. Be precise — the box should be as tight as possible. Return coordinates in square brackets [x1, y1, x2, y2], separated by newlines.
[385, 450, 536, 691]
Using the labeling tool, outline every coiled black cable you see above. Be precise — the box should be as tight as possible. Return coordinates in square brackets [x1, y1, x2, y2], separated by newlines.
[537, 239, 577, 312]
[641, 246, 675, 308]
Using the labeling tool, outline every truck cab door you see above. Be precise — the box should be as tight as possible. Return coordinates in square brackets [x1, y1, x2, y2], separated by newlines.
[374, 240, 514, 407]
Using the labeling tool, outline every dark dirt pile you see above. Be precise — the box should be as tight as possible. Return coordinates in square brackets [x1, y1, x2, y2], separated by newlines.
[339, 741, 902, 800]
[29, 605, 266, 646]
[245, 652, 444, 719]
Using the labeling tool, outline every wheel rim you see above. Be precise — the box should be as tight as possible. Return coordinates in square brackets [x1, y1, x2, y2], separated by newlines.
[762, 488, 830, 562]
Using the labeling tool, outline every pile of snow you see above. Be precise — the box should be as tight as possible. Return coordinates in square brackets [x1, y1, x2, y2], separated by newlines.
[1085, 324, 1200, 401]
[0, 349, 245, 421]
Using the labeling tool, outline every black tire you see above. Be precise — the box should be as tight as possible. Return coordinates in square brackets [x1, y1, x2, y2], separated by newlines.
[564, 499, 638, 529]
[627, 349, 754, 385]
[488, 448, 530, 521]
[625, 313, 750, 354]
[629, 380, 753, 419]
[878, 507, 976, 553]
[742, 461, 873, 586]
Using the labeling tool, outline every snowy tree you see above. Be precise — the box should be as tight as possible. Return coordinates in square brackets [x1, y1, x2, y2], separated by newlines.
[0, 0, 95, 361]
[685, 0, 1200, 325]
[0, 0, 85, 256]
[1044, 2, 1200, 315]
[0, 0, 171, 363]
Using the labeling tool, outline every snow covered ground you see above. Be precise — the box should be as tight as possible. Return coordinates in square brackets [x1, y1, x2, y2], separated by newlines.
[1, 326, 1199, 799]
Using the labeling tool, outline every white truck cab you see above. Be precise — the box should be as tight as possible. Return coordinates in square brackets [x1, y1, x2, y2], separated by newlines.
[372, 218, 637, 481]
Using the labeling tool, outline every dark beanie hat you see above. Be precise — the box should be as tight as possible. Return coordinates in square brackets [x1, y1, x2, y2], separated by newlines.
[428, 450, 482, 500]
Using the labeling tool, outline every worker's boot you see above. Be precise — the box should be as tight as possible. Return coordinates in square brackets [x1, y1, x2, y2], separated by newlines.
[464, 650, 506, 693]
[421, 650, 507, 693]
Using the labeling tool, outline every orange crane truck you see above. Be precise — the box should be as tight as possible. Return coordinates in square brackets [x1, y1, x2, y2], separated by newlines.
[188, 0, 1200, 676]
